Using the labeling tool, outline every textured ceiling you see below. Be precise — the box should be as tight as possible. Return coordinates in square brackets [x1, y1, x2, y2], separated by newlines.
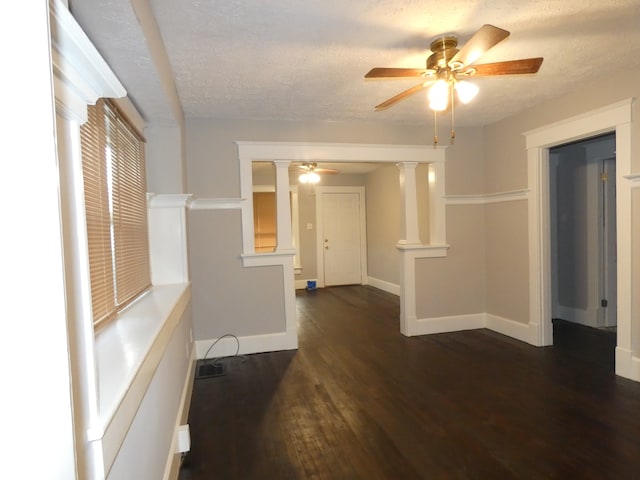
[70, 0, 640, 128]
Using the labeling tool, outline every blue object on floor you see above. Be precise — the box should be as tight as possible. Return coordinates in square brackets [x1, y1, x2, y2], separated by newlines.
[306, 280, 317, 291]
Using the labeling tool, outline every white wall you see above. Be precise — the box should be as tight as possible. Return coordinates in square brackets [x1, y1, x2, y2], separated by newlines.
[107, 305, 193, 480]
[1, 3, 76, 478]
[45, 4, 196, 479]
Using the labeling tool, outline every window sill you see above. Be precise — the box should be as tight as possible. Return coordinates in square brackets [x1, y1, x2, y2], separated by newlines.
[89, 283, 191, 455]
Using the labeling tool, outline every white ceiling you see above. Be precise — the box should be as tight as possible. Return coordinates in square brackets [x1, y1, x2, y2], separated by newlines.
[70, 0, 640, 129]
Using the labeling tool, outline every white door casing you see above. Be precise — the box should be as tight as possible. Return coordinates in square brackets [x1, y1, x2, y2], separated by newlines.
[524, 98, 634, 381]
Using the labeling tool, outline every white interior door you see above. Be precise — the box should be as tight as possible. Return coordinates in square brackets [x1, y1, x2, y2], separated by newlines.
[321, 192, 363, 286]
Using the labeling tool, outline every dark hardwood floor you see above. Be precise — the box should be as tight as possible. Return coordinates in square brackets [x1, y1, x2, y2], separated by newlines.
[180, 286, 640, 479]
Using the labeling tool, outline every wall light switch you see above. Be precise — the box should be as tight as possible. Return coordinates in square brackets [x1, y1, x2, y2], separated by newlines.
[306, 223, 313, 230]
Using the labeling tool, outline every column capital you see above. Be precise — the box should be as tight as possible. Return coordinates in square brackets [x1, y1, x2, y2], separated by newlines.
[396, 161, 419, 169]
[272, 160, 292, 168]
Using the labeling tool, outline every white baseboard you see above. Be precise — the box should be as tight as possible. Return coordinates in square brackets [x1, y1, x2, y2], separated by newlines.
[367, 276, 400, 296]
[195, 330, 298, 359]
[485, 313, 532, 344]
[615, 346, 640, 382]
[410, 313, 485, 336]
[162, 349, 196, 480]
[409, 312, 533, 346]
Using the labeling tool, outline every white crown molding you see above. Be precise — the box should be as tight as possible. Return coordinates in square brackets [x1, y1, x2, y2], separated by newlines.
[445, 189, 529, 205]
[523, 98, 633, 149]
[49, 0, 125, 122]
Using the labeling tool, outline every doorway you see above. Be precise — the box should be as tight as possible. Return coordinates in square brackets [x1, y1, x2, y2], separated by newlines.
[549, 133, 617, 330]
[524, 98, 634, 380]
[315, 186, 367, 287]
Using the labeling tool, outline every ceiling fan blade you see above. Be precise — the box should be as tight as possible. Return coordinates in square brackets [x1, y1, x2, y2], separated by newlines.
[315, 168, 338, 174]
[466, 57, 543, 76]
[374, 83, 429, 110]
[365, 67, 430, 78]
[450, 24, 510, 68]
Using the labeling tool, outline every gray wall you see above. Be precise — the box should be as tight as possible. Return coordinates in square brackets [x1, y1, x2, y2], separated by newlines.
[413, 127, 487, 319]
[184, 120, 491, 343]
[366, 164, 401, 285]
[483, 63, 640, 330]
[188, 208, 285, 339]
[416, 204, 487, 318]
[184, 62, 640, 360]
[185, 118, 440, 342]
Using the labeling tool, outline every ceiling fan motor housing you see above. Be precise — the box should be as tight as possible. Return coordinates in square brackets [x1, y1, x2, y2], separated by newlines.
[427, 36, 460, 70]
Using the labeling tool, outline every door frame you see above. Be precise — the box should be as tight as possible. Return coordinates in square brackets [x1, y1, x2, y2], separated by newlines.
[315, 186, 368, 288]
[524, 98, 634, 380]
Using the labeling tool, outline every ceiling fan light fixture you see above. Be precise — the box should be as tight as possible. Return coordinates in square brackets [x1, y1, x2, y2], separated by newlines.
[455, 80, 479, 104]
[299, 171, 320, 184]
[428, 79, 449, 111]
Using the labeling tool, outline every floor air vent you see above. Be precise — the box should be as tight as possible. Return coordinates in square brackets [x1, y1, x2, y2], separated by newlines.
[196, 362, 226, 379]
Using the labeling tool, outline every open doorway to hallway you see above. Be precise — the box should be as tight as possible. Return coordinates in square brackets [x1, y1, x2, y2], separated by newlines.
[549, 132, 616, 369]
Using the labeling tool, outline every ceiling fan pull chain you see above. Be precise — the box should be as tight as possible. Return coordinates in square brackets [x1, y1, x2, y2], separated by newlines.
[433, 109, 438, 147]
[450, 85, 456, 144]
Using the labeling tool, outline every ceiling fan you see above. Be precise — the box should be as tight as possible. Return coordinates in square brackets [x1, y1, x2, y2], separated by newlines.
[296, 162, 338, 184]
[365, 24, 543, 142]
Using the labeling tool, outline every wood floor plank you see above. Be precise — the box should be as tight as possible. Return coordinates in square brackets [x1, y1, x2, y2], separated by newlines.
[180, 286, 640, 479]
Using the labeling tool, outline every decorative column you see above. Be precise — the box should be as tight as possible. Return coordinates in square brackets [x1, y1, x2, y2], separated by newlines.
[428, 161, 447, 245]
[148, 194, 193, 284]
[397, 162, 421, 246]
[274, 160, 295, 253]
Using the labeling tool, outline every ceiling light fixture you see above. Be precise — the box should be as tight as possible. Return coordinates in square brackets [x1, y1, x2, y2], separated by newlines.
[365, 24, 544, 147]
[299, 171, 320, 184]
[426, 65, 479, 146]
